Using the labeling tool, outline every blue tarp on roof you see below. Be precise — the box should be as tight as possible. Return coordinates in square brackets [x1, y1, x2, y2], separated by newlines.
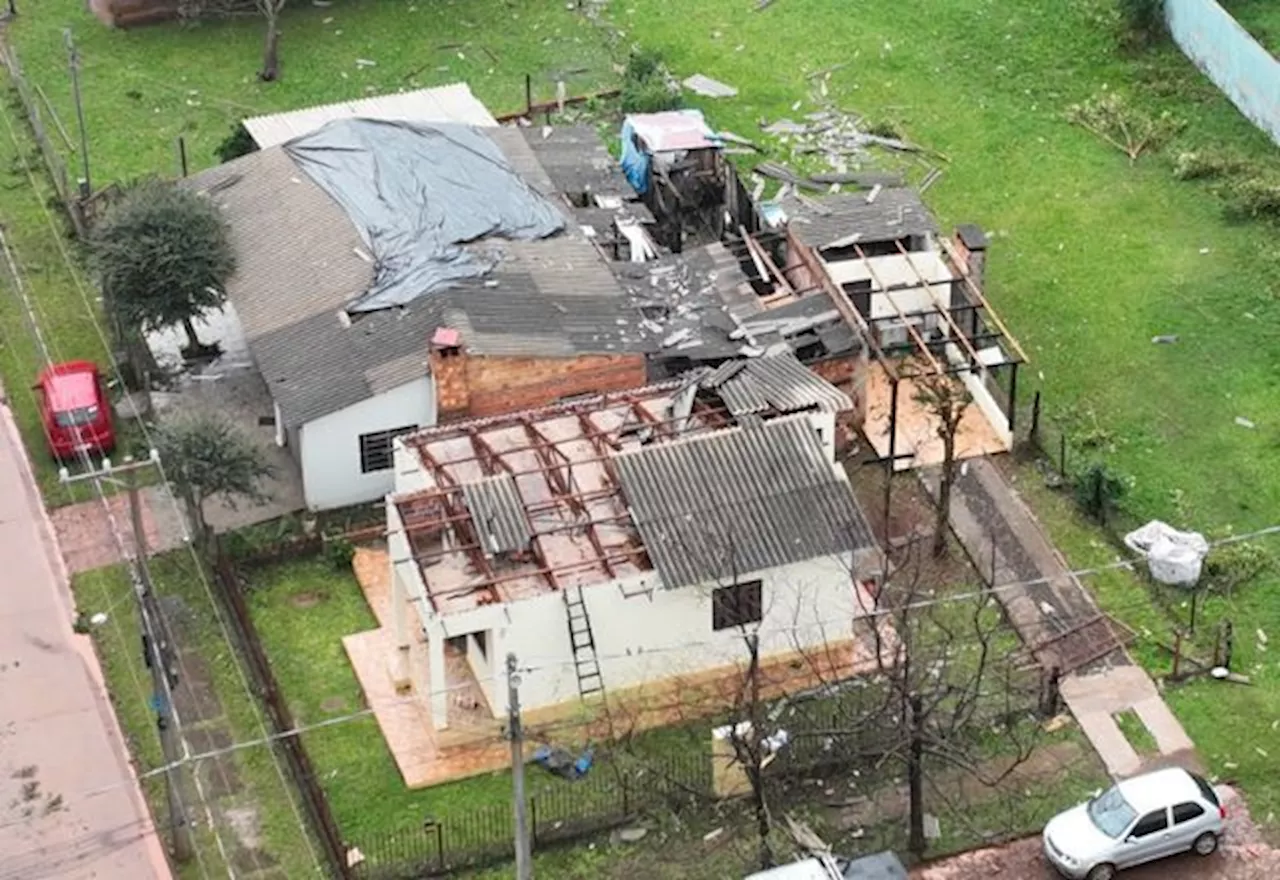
[284, 118, 565, 313]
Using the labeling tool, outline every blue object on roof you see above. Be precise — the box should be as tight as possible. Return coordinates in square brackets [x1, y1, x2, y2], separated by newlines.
[620, 118, 650, 194]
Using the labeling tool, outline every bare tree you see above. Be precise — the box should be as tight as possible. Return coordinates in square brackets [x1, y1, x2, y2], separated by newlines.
[256, 0, 286, 81]
[913, 374, 972, 558]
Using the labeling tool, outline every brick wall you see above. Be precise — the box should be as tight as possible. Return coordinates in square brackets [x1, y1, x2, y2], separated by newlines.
[457, 354, 648, 420]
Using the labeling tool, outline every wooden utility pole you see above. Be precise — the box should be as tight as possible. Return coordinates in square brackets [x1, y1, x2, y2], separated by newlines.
[62, 29, 90, 196]
[64, 457, 194, 862]
[507, 653, 532, 880]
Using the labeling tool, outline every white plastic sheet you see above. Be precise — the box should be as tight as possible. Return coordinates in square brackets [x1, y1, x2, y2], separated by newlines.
[1123, 520, 1210, 587]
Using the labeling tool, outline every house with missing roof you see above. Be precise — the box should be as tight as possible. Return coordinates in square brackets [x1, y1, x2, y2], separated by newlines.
[186, 90, 660, 511]
[368, 352, 884, 767]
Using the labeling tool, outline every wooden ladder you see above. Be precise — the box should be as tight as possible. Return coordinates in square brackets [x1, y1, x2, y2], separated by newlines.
[563, 586, 604, 700]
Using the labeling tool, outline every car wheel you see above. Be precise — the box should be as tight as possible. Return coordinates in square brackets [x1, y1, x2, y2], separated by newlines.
[1193, 831, 1219, 856]
[1086, 865, 1116, 880]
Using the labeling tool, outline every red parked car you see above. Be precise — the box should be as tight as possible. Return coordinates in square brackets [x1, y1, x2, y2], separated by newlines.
[34, 361, 115, 460]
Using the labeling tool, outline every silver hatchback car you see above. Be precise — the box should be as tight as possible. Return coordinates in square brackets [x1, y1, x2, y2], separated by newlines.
[1042, 767, 1224, 880]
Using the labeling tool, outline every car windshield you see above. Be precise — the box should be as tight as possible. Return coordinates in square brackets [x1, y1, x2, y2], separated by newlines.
[1087, 786, 1138, 838]
[54, 405, 99, 428]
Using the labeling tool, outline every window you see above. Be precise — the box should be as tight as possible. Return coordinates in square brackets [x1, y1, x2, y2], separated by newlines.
[712, 581, 763, 631]
[359, 425, 417, 473]
[1190, 772, 1221, 808]
[1087, 786, 1137, 838]
[1129, 810, 1169, 839]
[1173, 802, 1205, 824]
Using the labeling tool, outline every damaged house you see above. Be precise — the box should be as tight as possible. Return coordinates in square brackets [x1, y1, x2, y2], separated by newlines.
[187, 95, 660, 511]
[361, 357, 885, 786]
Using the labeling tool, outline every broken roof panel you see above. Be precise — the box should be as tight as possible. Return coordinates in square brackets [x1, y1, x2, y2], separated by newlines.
[783, 188, 938, 248]
[462, 474, 533, 556]
[242, 83, 498, 148]
[614, 416, 874, 590]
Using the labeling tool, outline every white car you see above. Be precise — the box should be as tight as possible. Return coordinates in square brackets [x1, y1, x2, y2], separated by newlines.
[1042, 767, 1224, 880]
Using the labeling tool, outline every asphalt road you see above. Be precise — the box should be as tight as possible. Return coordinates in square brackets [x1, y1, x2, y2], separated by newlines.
[0, 389, 171, 880]
[915, 787, 1280, 880]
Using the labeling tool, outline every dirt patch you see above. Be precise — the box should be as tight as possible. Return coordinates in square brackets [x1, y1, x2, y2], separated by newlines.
[224, 804, 266, 850]
[290, 591, 326, 609]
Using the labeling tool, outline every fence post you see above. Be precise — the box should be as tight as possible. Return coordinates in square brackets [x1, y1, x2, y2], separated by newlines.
[1058, 433, 1066, 480]
[1030, 390, 1041, 447]
[622, 772, 630, 816]
[529, 795, 538, 851]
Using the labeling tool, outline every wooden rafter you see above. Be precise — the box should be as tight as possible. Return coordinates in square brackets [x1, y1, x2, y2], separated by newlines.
[520, 417, 584, 515]
[939, 237, 1029, 363]
[892, 240, 983, 369]
[852, 242, 945, 375]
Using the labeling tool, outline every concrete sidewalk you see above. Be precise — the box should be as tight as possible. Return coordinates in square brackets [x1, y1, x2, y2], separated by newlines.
[0, 387, 172, 879]
[923, 457, 1194, 779]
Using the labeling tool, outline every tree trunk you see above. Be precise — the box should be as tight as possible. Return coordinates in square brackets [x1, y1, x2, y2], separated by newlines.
[907, 693, 926, 857]
[181, 317, 202, 356]
[745, 633, 773, 871]
[259, 14, 281, 82]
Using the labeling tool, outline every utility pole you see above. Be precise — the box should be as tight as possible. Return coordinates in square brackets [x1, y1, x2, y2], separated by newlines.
[63, 29, 90, 196]
[64, 455, 194, 862]
[507, 653, 531, 880]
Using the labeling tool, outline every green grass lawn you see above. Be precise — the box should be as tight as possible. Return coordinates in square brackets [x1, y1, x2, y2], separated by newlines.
[73, 555, 326, 878]
[7, 0, 613, 185]
[617, 0, 1280, 836]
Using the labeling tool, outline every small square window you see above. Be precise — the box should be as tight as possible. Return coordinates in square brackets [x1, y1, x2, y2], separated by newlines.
[359, 425, 417, 473]
[712, 581, 763, 631]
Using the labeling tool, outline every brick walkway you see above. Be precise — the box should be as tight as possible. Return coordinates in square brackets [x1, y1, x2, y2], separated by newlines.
[922, 457, 1195, 779]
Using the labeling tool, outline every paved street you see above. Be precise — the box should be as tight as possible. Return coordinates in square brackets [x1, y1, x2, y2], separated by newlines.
[0, 388, 171, 879]
[914, 787, 1280, 880]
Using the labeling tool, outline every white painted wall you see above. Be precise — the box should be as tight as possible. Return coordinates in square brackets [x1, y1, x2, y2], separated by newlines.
[433, 551, 877, 716]
[299, 376, 436, 510]
[825, 251, 955, 319]
[944, 343, 1013, 446]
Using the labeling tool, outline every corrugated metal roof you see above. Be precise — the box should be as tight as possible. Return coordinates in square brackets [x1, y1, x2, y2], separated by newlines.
[699, 352, 854, 417]
[781, 188, 938, 248]
[462, 474, 532, 556]
[614, 416, 875, 589]
[243, 83, 498, 148]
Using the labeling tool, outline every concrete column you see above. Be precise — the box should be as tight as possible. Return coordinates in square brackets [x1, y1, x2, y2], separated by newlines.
[388, 563, 413, 694]
[428, 623, 449, 730]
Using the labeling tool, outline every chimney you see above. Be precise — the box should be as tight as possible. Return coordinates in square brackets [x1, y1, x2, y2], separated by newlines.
[429, 327, 470, 421]
[952, 224, 989, 292]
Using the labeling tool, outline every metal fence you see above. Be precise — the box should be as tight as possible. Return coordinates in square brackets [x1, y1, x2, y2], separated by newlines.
[353, 751, 710, 878]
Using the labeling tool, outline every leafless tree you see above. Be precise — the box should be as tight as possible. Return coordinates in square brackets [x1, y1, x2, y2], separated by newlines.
[913, 373, 972, 558]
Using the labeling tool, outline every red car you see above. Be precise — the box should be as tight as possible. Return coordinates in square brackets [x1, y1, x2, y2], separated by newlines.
[34, 361, 115, 460]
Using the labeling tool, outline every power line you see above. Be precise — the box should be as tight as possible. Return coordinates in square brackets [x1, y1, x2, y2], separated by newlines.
[0, 104, 324, 875]
[0, 200, 220, 877]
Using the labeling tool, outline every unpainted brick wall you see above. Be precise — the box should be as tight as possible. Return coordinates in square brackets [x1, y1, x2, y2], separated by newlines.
[463, 354, 647, 418]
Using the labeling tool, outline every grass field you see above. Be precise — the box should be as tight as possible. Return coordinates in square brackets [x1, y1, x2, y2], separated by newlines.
[615, 0, 1280, 834]
[7, 0, 1280, 862]
[72, 555, 325, 878]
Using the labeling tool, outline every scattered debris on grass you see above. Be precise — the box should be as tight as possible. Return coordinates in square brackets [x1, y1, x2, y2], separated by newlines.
[682, 73, 737, 98]
[1065, 90, 1183, 164]
[1235, 416, 1256, 429]
[1151, 334, 1178, 344]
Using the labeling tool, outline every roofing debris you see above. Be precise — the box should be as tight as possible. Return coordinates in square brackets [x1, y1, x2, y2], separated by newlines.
[682, 73, 739, 98]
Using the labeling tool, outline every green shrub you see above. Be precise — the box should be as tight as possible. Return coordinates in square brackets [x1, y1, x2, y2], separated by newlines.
[1219, 172, 1280, 223]
[214, 123, 257, 164]
[322, 535, 356, 572]
[620, 48, 681, 114]
[1117, 0, 1167, 49]
[1203, 542, 1273, 594]
[1072, 463, 1129, 526]
[1171, 149, 1251, 182]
